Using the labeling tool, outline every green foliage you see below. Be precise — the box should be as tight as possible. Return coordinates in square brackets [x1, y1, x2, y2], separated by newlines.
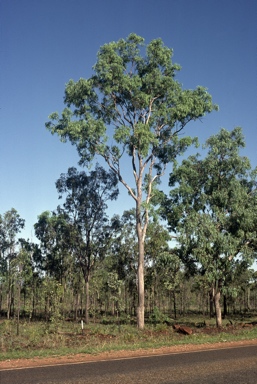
[52, 164, 119, 283]
[162, 127, 257, 326]
[106, 271, 125, 313]
[156, 251, 183, 292]
[0, 208, 25, 257]
[42, 278, 64, 333]
[149, 306, 170, 325]
[34, 210, 74, 281]
[165, 127, 257, 269]
[46, 33, 217, 210]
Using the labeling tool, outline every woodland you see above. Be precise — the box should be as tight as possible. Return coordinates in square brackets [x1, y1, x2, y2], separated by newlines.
[1, 34, 257, 335]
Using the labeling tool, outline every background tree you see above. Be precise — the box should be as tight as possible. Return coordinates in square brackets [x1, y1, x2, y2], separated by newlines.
[13, 241, 35, 335]
[0, 208, 25, 319]
[106, 211, 138, 316]
[46, 33, 217, 328]
[154, 251, 183, 319]
[162, 127, 257, 327]
[34, 210, 73, 283]
[144, 220, 172, 314]
[17, 239, 42, 320]
[34, 211, 77, 320]
[55, 164, 119, 324]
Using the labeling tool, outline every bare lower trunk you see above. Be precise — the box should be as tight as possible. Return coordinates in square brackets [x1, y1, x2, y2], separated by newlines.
[134, 161, 149, 330]
[137, 234, 145, 330]
[214, 291, 222, 327]
[16, 282, 21, 336]
[212, 284, 222, 328]
[85, 276, 90, 324]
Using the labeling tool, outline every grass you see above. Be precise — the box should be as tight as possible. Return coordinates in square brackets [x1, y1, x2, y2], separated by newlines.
[0, 314, 257, 361]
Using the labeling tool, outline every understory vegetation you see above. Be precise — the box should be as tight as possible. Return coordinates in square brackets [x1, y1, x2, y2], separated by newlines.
[1, 312, 257, 361]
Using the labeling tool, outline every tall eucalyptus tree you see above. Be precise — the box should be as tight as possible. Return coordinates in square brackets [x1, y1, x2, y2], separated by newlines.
[46, 34, 217, 328]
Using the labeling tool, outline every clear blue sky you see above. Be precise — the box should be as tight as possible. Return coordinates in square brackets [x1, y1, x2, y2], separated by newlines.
[1, 0, 257, 240]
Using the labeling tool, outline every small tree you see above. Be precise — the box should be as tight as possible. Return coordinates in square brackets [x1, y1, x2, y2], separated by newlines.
[16, 239, 41, 321]
[105, 211, 138, 317]
[144, 220, 172, 313]
[162, 127, 257, 327]
[34, 211, 74, 283]
[46, 34, 217, 328]
[154, 251, 183, 319]
[0, 209, 25, 319]
[55, 164, 118, 324]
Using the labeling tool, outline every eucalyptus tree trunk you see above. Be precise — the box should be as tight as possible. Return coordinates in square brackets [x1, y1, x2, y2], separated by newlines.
[137, 226, 145, 330]
[85, 275, 90, 324]
[212, 280, 223, 328]
[16, 281, 21, 336]
[135, 174, 147, 330]
[213, 291, 222, 327]
[82, 263, 90, 324]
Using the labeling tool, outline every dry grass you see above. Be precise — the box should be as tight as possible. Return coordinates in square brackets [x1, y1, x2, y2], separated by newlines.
[1, 314, 257, 361]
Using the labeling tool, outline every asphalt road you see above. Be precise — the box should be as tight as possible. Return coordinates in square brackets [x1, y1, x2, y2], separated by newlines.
[1, 345, 257, 384]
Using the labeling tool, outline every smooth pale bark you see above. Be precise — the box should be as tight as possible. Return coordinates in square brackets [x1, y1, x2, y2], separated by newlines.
[135, 168, 148, 330]
[214, 291, 222, 328]
[212, 283, 222, 328]
[137, 229, 145, 330]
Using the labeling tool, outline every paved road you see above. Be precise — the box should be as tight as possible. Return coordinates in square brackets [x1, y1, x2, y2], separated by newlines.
[1, 345, 257, 383]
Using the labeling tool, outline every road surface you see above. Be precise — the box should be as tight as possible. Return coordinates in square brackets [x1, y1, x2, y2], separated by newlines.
[1, 344, 257, 383]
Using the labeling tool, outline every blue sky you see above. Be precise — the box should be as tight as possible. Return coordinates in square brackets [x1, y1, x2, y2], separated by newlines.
[1, 0, 257, 241]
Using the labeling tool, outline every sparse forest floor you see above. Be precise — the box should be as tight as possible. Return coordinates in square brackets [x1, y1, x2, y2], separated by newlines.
[1, 314, 257, 369]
